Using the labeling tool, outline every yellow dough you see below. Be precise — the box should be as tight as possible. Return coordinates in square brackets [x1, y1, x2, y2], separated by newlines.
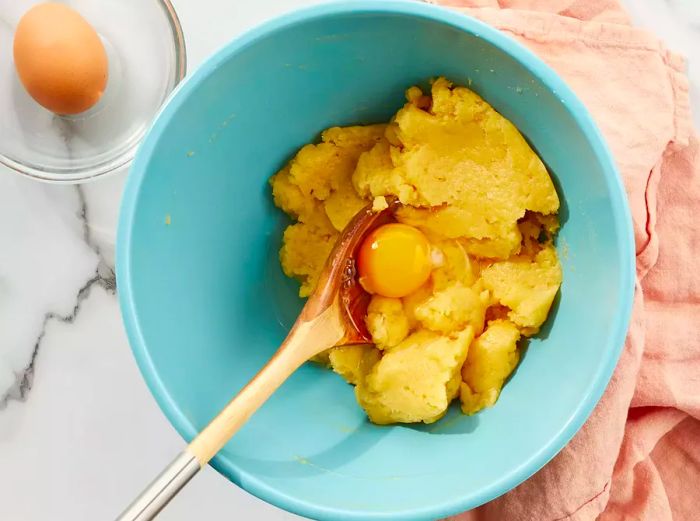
[481, 246, 563, 335]
[356, 328, 474, 425]
[460, 319, 521, 415]
[365, 296, 411, 350]
[270, 77, 562, 423]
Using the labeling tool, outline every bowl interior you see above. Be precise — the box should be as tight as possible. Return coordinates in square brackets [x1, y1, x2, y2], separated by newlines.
[119, 3, 634, 520]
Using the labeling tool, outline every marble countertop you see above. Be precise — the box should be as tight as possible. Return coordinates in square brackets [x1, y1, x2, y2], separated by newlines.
[0, 1, 697, 520]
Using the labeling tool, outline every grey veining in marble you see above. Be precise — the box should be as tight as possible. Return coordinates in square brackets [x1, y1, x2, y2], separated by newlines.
[0, 182, 116, 408]
[1, 267, 114, 406]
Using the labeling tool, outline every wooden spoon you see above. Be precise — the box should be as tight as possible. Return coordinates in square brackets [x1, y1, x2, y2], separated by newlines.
[116, 196, 400, 521]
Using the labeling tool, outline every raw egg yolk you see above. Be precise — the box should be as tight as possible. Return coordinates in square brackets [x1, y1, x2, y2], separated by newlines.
[357, 223, 432, 298]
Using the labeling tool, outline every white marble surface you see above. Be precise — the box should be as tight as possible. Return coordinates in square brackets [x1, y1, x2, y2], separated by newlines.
[0, 1, 697, 520]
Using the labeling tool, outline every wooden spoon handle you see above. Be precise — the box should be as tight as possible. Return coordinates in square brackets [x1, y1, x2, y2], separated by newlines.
[188, 306, 344, 464]
[116, 308, 344, 521]
[116, 346, 305, 521]
[188, 337, 307, 464]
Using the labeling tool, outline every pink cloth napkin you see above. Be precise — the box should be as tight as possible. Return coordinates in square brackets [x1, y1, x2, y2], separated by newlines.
[425, 1, 700, 519]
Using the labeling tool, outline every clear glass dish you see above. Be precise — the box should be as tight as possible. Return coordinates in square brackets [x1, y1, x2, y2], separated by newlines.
[0, 0, 186, 182]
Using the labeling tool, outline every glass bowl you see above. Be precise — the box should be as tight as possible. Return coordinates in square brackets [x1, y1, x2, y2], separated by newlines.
[0, 0, 186, 183]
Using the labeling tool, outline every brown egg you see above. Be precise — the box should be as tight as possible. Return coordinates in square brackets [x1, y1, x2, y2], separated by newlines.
[13, 2, 108, 115]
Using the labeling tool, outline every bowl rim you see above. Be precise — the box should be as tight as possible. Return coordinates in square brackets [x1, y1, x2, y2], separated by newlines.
[0, 0, 187, 184]
[116, 1, 636, 519]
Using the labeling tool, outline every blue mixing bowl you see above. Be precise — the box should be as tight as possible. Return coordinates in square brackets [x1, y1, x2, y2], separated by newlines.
[117, 2, 635, 519]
